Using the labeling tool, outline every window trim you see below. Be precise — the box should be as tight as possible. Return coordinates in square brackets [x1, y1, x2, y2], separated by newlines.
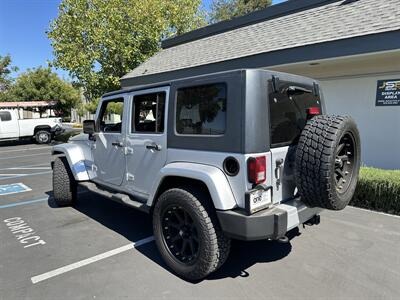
[131, 91, 166, 135]
[174, 82, 227, 137]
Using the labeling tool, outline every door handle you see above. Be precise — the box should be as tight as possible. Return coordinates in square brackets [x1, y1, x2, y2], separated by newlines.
[275, 158, 284, 190]
[146, 143, 162, 151]
[112, 141, 123, 147]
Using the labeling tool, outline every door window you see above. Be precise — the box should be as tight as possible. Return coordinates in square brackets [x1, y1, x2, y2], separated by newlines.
[98, 98, 124, 133]
[176, 83, 226, 135]
[132, 92, 166, 133]
[0, 111, 12, 121]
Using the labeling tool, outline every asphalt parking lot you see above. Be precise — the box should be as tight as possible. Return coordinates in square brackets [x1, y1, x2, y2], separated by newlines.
[0, 142, 399, 299]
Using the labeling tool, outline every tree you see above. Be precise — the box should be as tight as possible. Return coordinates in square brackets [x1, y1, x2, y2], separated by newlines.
[0, 54, 18, 100]
[7, 67, 80, 116]
[209, 0, 272, 23]
[48, 0, 205, 101]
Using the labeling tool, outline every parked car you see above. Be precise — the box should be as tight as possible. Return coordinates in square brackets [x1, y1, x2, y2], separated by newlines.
[51, 69, 361, 281]
[0, 109, 64, 144]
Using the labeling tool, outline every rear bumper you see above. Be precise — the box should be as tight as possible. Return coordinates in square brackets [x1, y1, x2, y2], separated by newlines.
[216, 198, 322, 241]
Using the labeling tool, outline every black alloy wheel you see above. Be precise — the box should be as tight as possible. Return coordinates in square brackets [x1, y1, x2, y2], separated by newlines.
[161, 205, 199, 264]
[152, 187, 231, 281]
[334, 132, 356, 194]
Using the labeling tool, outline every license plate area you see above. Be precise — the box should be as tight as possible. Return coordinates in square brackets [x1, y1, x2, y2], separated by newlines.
[245, 185, 273, 215]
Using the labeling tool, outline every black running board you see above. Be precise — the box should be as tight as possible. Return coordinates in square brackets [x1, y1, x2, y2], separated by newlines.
[78, 182, 150, 213]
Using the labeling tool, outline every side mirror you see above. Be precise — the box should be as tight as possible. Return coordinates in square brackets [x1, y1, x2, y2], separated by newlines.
[83, 120, 95, 136]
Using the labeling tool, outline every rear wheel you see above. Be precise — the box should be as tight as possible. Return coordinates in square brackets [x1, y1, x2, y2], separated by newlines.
[153, 187, 230, 281]
[295, 115, 361, 210]
[53, 157, 77, 206]
[35, 130, 51, 144]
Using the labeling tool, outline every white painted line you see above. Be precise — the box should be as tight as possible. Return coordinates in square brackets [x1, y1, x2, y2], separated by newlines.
[0, 164, 49, 171]
[31, 236, 155, 284]
[0, 153, 50, 160]
[348, 205, 400, 219]
[0, 171, 52, 181]
[6, 167, 51, 170]
[0, 146, 51, 154]
[0, 173, 28, 176]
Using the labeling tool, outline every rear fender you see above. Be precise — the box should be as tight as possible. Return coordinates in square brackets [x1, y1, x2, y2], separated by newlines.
[52, 143, 92, 181]
[148, 162, 237, 210]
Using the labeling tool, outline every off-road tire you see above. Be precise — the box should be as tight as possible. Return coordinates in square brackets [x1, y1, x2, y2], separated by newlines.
[35, 130, 51, 144]
[295, 115, 360, 210]
[153, 187, 231, 281]
[53, 157, 77, 206]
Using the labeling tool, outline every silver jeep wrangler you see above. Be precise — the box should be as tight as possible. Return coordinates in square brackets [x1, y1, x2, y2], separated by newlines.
[52, 69, 361, 281]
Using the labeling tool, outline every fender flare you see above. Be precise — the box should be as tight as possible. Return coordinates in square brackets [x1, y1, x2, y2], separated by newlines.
[52, 143, 90, 181]
[148, 162, 237, 210]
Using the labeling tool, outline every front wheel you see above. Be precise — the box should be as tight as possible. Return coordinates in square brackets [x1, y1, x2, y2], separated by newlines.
[153, 187, 230, 281]
[53, 157, 77, 206]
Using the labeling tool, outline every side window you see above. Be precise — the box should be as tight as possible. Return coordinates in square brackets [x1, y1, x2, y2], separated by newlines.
[98, 98, 124, 133]
[176, 83, 226, 135]
[132, 92, 166, 133]
[0, 111, 12, 122]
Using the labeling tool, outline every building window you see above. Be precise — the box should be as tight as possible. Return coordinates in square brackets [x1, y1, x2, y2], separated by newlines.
[132, 92, 166, 133]
[0, 111, 12, 122]
[176, 83, 226, 135]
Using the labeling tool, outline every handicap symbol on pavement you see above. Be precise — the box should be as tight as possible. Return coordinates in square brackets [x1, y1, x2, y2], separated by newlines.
[0, 183, 32, 196]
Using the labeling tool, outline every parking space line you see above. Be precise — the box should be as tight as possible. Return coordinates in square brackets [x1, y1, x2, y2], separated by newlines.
[0, 153, 50, 160]
[0, 197, 48, 209]
[31, 236, 155, 284]
[0, 146, 51, 154]
[0, 171, 52, 181]
[0, 191, 89, 208]
[4, 167, 51, 170]
[0, 164, 49, 171]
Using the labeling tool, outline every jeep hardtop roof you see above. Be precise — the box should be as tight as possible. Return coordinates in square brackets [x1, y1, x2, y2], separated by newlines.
[103, 68, 320, 98]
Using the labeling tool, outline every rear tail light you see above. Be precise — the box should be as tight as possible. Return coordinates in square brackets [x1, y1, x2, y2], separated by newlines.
[247, 156, 266, 185]
[307, 107, 321, 115]
[306, 107, 321, 120]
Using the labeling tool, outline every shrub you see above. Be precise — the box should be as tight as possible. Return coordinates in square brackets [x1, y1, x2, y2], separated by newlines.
[72, 123, 83, 128]
[351, 167, 400, 215]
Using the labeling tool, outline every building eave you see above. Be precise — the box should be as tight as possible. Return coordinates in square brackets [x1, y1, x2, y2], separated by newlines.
[121, 30, 400, 88]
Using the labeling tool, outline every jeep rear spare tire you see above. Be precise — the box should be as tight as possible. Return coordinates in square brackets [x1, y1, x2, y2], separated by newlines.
[153, 187, 230, 281]
[295, 115, 361, 210]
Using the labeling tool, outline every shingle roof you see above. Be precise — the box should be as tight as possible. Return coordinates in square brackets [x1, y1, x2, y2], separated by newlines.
[122, 0, 400, 80]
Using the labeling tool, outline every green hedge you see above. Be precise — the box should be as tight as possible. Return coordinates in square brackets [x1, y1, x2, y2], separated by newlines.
[351, 167, 400, 215]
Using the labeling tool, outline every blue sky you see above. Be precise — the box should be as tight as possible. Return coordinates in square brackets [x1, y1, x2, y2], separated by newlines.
[0, 0, 286, 80]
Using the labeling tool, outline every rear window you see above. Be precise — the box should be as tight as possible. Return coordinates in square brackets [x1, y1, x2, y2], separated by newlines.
[269, 81, 321, 147]
[0, 111, 12, 121]
[176, 83, 226, 135]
